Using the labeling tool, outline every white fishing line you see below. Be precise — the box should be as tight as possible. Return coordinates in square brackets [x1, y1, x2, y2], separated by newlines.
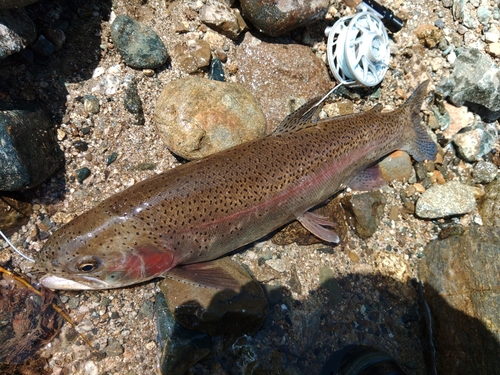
[0, 230, 35, 262]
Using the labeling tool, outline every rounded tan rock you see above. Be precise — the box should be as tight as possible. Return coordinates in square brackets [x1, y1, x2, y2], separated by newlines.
[154, 77, 266, 160]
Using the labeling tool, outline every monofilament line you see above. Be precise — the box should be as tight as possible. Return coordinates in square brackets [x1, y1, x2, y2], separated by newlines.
[0, 230, 35, 262]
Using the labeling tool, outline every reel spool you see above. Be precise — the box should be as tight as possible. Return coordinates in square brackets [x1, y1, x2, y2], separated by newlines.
[325, 4, 390, 87]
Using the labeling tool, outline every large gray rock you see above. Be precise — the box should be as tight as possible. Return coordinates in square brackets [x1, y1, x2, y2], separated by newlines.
[0, 8, 36, 60]
[415, 180, 476, 219]
[0, 102, 64, 191]
[420, 227, 500, 374]
[438, 48, 500, 122]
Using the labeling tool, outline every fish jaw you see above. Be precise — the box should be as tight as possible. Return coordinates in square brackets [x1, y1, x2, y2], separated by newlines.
[39, 275, 110, 290]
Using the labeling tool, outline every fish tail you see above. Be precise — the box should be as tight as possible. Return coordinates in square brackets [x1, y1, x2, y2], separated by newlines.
[401, 80, 437, 162]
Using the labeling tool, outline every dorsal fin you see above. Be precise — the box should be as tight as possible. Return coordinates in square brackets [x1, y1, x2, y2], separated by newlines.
[369, 103, 383, 113]
[273, 96, 324, 134]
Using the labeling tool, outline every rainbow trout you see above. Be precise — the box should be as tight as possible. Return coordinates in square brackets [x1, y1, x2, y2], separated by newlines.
[37, 81, 436, 290]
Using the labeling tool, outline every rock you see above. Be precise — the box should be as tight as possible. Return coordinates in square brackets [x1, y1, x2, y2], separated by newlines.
[441, 103, 473, 138]
[473, 161, 498, 184]
[415, 24, 444, 48]
[209, 57, 225, 82]
[30, 34, 54, 57]
[415, 180, 476, 219]
[343, 192, 386, 239]
[159, 257, 268, 336]
[172, 39, 211, 74]
[0, 193, 32, 235]
[488, 42, 500, 57]
[154, 77, 266, 160]
[379, 151, 414, 183]
[155, 292, 212, 375]
[453, 117, 498, 161]
[0, 8, 36, 60]
[200, 0, 247, 40]
[419, 227, 500, 374]
[110, 14, 168, 69]
[123, 75, 145, 125]
[235, 32, 331, 132]
[0, 102, 64, 191]
[82, 95, 100, 114]
[477, 6, 492, 25]
[73, 140, 88, 152]
[75, 167, 91, 183]
[438, 48, 500, 122]
[452, 0, 466, 21]
[240, 0, 329, 37]
[43, 28, 65, 51]
[478, 179, 500, 227]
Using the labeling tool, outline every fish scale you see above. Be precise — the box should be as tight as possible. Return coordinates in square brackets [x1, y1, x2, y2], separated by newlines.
[37, 81, 436, 290]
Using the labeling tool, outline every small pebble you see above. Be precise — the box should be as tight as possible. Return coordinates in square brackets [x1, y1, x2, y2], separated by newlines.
[76, 167, 91, 183]
[106, 152, 118, 165]
[473, 161, 498, 183]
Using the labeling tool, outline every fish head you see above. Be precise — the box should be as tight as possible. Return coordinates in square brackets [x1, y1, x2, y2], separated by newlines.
[36, 209, 176, 290]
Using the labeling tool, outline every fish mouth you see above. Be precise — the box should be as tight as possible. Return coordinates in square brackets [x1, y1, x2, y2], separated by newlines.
[40, 275, 110, 290]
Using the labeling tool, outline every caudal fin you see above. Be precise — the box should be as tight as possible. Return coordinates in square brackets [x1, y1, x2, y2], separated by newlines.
[401, 80, 438, 162]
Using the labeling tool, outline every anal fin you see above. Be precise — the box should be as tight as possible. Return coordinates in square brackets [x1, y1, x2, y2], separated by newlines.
[297, 212, 340, 243]
[165, 261, 242, 292]
[348, 164, 386, 191]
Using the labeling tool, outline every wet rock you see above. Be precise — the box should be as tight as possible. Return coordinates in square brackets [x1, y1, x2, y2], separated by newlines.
[0, 194, 32, 235]
[30, 35, 54, 57]
[209, 57, 225, 82]
[240, 0, 329, 37]
[379, 151, 414, 182]
[415, 24, 444, 48]
[83, 95, 100, 114]
[478, 179, 500, 227]
[419, 227, 500, 374]
[0, 8, 36, 60]
[43, 28, 65, 51]
[342, 192, 386, 239]
[200, 0, 247, 39]
[453, 117, 498, 161]
[438, 48, 500, 122]
[110, 14, 168, 69]
[172, 39, 211, 74]
[123, 75, 145, 125]
[154, 77, 266, 160]
[415, 180, 476, 219]
[0, 102, 64, 191]
[75, 167, 91, 183]
[159, 257, 268, 336]
[155, 292, 211, 375]
[235, 32, 331, 132]
[473, 161, 498, 184]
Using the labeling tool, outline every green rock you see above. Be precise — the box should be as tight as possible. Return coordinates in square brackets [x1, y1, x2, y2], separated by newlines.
[111, 15, 168, 69]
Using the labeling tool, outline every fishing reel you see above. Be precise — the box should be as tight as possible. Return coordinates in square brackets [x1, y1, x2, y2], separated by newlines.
[325, 0, 402, 87]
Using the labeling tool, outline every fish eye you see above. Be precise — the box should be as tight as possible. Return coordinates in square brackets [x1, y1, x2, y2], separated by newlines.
[75, 256, 101, 273]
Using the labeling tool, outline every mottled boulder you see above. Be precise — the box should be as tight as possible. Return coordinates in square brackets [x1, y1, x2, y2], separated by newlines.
[235, 32, 331, 132]
[420, 227, 500, 374]
[0, 102, 64, 191]
[154, 77, 266, 160]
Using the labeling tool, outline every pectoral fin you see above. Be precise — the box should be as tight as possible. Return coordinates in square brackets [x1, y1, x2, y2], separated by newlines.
[165, 261, 241, 292]
[297, 212, 340, 243]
